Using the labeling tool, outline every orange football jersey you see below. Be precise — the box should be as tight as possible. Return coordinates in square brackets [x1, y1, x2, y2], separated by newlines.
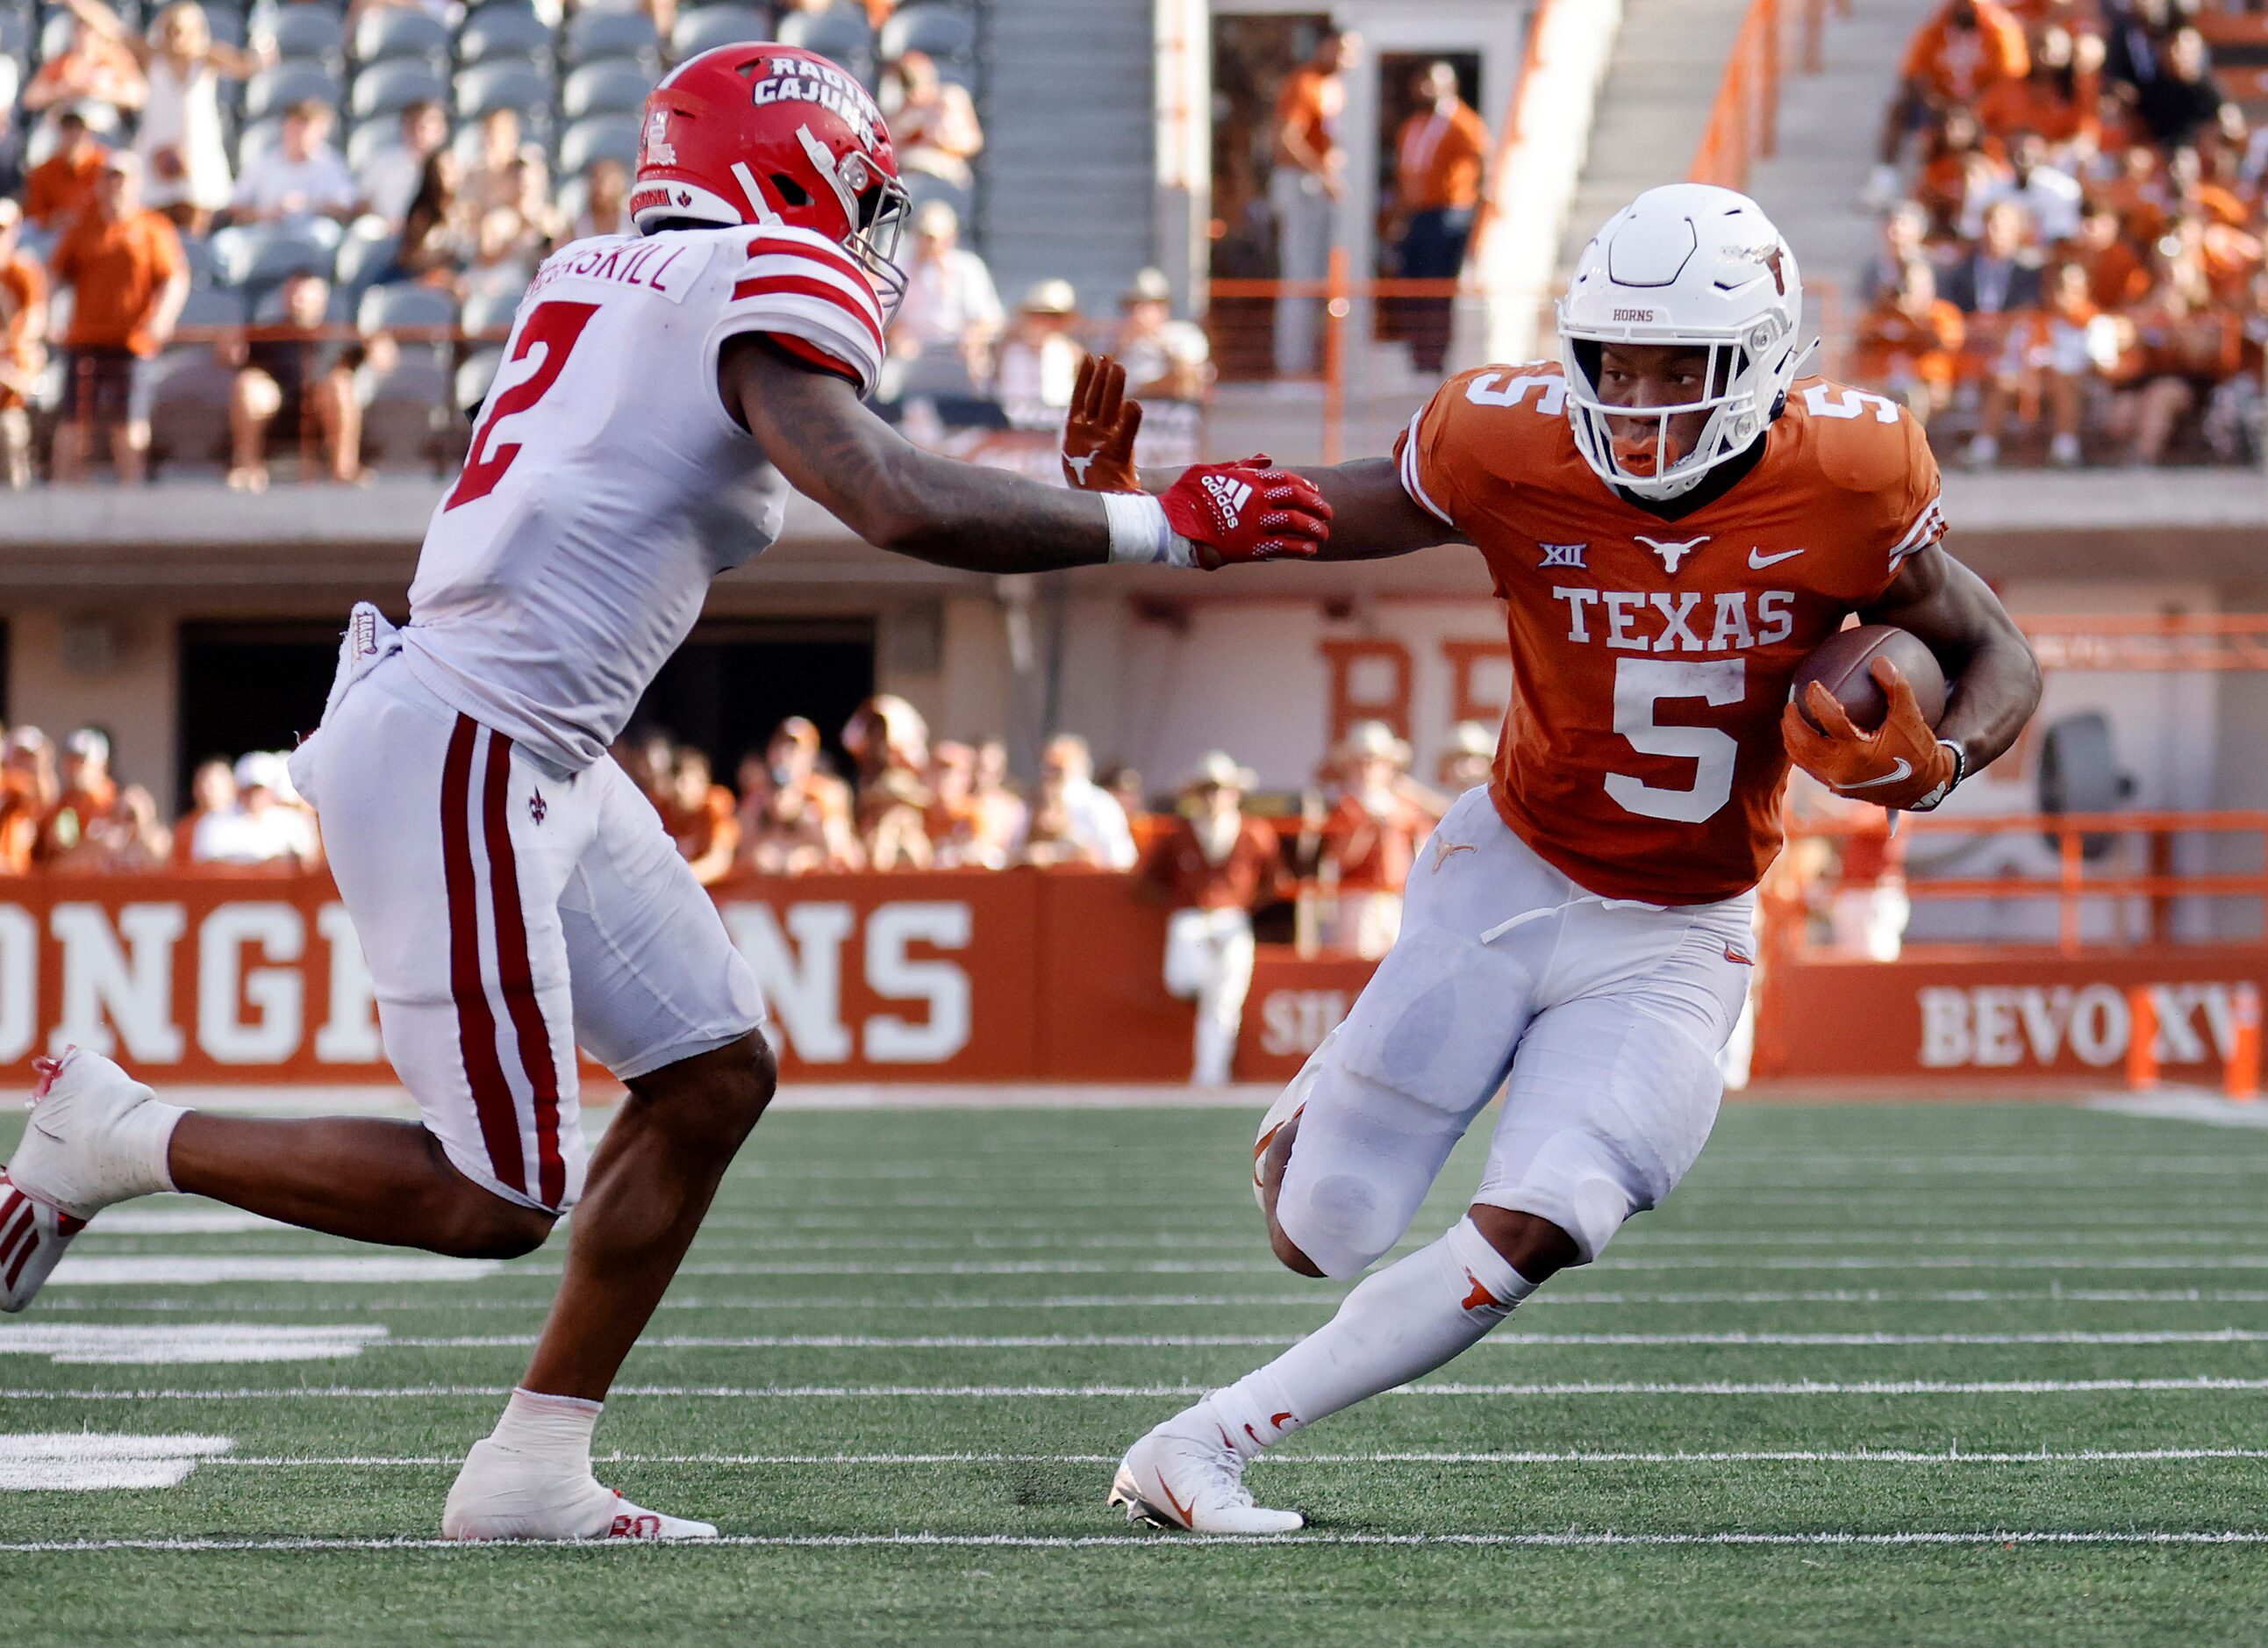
[1394, 365, 1945, 906]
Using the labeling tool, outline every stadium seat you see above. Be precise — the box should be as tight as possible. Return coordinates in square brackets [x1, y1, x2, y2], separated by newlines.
[349, 59, 447, 120]
[561, 58, 650, 120]
[256, 3, 343, 67]
[350, 5, 449, 68]
[460, 286, 520, 337]
[357, 353, 453, 470]
[37, 11, 75, 64]
[249, 283, 354, 324]
[344, 118, 404, 175]
[333, 216, 399, 292]
[903, 170, 969, 223]
[242, 61, 341, 121]
[878, 4, 974, 66]
[555, 113, 640, 176]
[0, 9, 28, 60]
[562, 10, 657, 69]
[211, 220, 342, 290]
[454, 59, 550, 122]
[174, 286, 250, 330]
[357, 282, 457, 334]
[176, 231, 222, 289]
[234, 115, 285, 169]
[202, 7, 247, 50]
[455, 347, 504, 418]
[776, 3, 871, 74]
[147, 353, 239, 470]
[669, 5, 769, 59]
[456, 2, 554, 68]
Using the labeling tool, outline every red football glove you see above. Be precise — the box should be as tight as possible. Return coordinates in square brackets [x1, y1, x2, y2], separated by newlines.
[1781, 658, 1957, 811]
[1063, 354, 1141, 492]
[1160, 457, 1332, 569]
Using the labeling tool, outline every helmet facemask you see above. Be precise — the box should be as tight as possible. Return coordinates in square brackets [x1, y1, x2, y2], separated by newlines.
[795, 125, 910, 322]
[1558, 316, 1799, 502]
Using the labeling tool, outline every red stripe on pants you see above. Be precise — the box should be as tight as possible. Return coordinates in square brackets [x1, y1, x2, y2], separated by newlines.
[479, 729, 564, 1208]
[440, 716, 526, 1196]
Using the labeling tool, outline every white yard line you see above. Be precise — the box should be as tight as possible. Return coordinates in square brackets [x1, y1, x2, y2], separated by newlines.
[381, 1329, 2268, 1350]
[197, 1447, 2268, 1470]
[12, 1376, 2268, 1400]
[2087, 1093, 2268, 1130]
[10, 1530, 2268, 1553]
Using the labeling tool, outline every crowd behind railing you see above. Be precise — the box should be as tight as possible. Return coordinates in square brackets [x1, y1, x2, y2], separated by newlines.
[1849, 0, 2268, 469]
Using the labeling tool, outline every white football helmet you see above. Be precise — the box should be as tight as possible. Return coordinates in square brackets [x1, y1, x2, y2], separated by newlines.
[1556, 183, 1806, 502]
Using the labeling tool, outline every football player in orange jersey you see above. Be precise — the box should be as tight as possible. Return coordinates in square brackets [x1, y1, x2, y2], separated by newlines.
[1066, 183, 2043, 1533]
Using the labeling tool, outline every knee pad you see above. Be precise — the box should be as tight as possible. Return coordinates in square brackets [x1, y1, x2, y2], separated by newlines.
[1475, 1128, 1636, 1265]
[1330, 923, 1532, 1122]
[1273, 1058, 1467, 1280]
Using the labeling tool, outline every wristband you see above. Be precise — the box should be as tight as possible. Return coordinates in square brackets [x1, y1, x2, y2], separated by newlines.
[1904, 738, 1967, 813]
[1102, 490, 1195, 569]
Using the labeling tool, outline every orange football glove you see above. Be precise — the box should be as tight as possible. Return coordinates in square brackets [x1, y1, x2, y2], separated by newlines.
[1781, 657, 1959, 812]
[1063, 353, 1142, 491]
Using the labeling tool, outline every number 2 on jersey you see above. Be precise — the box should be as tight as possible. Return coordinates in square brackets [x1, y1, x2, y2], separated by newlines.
[444, 300, 600, 512]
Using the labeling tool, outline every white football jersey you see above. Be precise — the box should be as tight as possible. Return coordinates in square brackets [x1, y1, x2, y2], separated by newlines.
[401, 223, 887, 774]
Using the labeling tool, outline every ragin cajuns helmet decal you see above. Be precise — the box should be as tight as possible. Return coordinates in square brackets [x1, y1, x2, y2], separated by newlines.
[631, 44, 911, 317]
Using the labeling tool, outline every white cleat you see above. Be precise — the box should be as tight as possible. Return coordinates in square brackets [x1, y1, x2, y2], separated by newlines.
[1108, 1413, 1304, 1535]
[441, 1437, 719, 1542]
[0, 1166, 89, 1313]
[8, 1049, 175, 1222]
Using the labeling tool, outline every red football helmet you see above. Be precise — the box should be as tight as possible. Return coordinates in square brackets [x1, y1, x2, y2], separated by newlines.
[633, 42, 911, 314]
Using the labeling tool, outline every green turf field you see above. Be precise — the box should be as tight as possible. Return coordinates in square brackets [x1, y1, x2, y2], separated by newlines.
[6, 1094, 2268, 1645]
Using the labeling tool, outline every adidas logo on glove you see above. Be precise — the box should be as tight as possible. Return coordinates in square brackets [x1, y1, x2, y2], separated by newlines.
[1202, 473, 1253, 528]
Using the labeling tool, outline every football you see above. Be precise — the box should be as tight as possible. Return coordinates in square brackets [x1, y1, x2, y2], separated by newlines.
[1789, 624, 1947, 733]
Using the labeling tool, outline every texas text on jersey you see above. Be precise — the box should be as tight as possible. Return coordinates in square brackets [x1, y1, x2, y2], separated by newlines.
[402, 220, 887, 776]
[1395, 362, 1944, 906]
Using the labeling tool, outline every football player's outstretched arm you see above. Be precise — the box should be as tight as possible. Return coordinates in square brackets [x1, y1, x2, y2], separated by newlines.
[1063, 355, 1462, 563]
[724, 339, 1330, 575]
[1860, 541, 2041, 775]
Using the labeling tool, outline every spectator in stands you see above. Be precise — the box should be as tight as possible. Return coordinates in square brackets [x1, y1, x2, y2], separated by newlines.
[1320, 720, 1427, 959]
[35, 727, 118, 863]
[1942, 197, 2044, 314]
[1977, 25, 2104, 159]
[1914, 106, 2008, 233]
[67, 0, 268, 237]
[462, 109, 549, 233]
[1436, 720, 1494, 794]
[1387, 61, 1489, 375]
[233, 100, 362, 228]
[660, 746, 739, 886]
[225, 270, 362, 491]
[390, 150, 472, 285]
[22, 15, 145, 132]
[2128, 25, 2232, 147]
[566, 158, 630, 243]
[1143, 751, 1284, 1086]
[1968, 261, 2110, 467]
[2107, 262, 2242, 463]
[172, 754, 233, 866]
[1857, 200, 1935, 305]
[48, 153, 189, 484]
[884, 51, 984, 191]
[1111, 267, 1210, 399]
[0, 728, 58, 873]
[842, 694, 934, 871]
[25, 106, 111, 231]
[192, 750, 319, 865]
[1018, 734, 1136, 871]
[1961, 127, 2085, 243]
[0, 34, 19, 200]
[967, 739, 1027, 867]
[995, 279, 1083, 417]
[2100, 0, 2177, 97]
[358, 100, 448, 232]
[462, 207, 536, 307]
[735, 717, 861, 875]
[2077, 199, 2152, 306]
[1017, 770, 1106, 868]
[886, 201, 1003, 391]
[0, 201, 47, 491]
[1270, 29, 1357, 376]
[56, 782, 170, 871]
[923, 740, 984, 867]
[1856, 257, 1967, 430]
[1871, 0, 2029, 205]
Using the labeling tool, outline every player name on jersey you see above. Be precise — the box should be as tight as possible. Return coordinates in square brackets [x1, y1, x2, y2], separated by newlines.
[525, 237, 712, 305]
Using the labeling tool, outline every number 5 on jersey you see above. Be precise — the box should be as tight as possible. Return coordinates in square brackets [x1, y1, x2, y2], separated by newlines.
[445, 301, 600, 512]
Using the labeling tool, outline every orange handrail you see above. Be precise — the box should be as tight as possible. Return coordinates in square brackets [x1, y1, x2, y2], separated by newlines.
[1690, 0, 1842, 190]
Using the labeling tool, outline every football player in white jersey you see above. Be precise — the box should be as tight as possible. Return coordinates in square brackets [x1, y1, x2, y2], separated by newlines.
[0, 43, 1331, 1541]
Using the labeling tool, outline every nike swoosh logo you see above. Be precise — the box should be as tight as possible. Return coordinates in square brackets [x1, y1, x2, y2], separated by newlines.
[1156, 1469, 1198, 1529]
[1749, 547, 1807, 568]
[1835, 759, 1914, 791]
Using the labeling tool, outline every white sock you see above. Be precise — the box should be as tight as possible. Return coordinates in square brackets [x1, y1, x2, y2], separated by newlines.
[1205, 1217, 1535, 1458]
[486, 1387, 602, 1472]
[129, 1101, 185, 1198]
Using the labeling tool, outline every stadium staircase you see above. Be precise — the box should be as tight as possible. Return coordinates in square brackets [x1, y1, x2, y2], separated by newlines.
[973, 0, 1156, 316]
